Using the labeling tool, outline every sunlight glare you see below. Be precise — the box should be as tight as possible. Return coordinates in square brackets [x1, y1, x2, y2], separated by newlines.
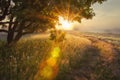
[56, 16, 73, 30]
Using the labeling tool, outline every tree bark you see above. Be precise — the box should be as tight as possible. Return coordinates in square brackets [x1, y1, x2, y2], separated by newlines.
[6, 16, 14, 45]
[14, 32, 22, 43]
[7, 30, 15, 45]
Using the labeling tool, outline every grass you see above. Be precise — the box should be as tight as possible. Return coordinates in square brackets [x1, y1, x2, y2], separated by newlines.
[0, 38, 52, 80]
[0, 33, 120, 80]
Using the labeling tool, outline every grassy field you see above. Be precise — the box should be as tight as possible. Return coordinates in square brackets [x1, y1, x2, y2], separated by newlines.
[0, 32, 120, 80]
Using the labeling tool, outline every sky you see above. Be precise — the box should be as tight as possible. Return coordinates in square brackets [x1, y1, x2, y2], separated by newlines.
[75, 0, 120, 33]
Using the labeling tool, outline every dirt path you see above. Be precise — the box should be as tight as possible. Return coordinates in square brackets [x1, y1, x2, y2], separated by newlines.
[57, 33, 120, 80]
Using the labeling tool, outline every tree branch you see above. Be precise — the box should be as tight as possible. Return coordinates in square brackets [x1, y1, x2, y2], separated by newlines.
[0, 22, 15, 25]
[24, 22, 33, 29]
[8, 16, 14, 30]
[0, 0, 11, 21]
[0, 29, 8, 33]
[22, 31, 34, 35]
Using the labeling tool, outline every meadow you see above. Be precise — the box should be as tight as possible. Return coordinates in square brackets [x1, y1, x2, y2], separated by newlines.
[0, 32, 120, 80]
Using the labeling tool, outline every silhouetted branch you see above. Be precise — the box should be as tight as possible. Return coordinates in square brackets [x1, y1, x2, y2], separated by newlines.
[0, 29, 8, 33]
[22, 31, 34, 35]
[0, 0, 11, 21]
[0, 22, 15, 25]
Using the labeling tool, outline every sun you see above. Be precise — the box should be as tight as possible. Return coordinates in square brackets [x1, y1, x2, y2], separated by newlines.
[55, 16, 73, 30]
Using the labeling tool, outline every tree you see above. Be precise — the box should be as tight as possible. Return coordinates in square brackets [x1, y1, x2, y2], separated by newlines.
[0, 0, 106, 45]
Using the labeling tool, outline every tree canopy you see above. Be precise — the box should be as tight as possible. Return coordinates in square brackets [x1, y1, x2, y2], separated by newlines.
[0, 0, 106, 45]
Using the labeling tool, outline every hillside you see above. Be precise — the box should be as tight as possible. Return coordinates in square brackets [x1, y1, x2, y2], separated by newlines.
[0, 32, 120, 80]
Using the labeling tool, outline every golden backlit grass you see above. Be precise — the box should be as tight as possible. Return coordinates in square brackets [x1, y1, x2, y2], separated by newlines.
[0, 33, 120, 80]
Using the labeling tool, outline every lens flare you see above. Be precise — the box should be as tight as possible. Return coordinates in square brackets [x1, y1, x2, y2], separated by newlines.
[51, 47, 60, 58]
[41, 66, 53, 78]
[34, 46, 60, 80]
[47, 58, 57, 67]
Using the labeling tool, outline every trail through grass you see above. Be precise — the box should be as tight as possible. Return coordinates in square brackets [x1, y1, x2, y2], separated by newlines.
[0, 33, 120, 80]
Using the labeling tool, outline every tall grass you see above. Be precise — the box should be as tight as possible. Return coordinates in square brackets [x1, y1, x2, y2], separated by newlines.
[0, 39, 52, 80]
[0, 34, 120, 80]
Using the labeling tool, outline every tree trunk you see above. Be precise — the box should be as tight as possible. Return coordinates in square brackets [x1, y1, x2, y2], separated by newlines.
[6, 32, 22, 46]
[7, 30, 15, 45]
[13, 31, 23, 43]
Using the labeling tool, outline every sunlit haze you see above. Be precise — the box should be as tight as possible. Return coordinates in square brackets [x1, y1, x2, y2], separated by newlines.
[73, 0, 120, 33]
[55, 16, 74, 30]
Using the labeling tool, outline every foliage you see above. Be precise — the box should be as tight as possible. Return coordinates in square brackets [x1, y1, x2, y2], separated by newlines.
[0, 0, 106, 45]
[50, 29, 66, 42]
